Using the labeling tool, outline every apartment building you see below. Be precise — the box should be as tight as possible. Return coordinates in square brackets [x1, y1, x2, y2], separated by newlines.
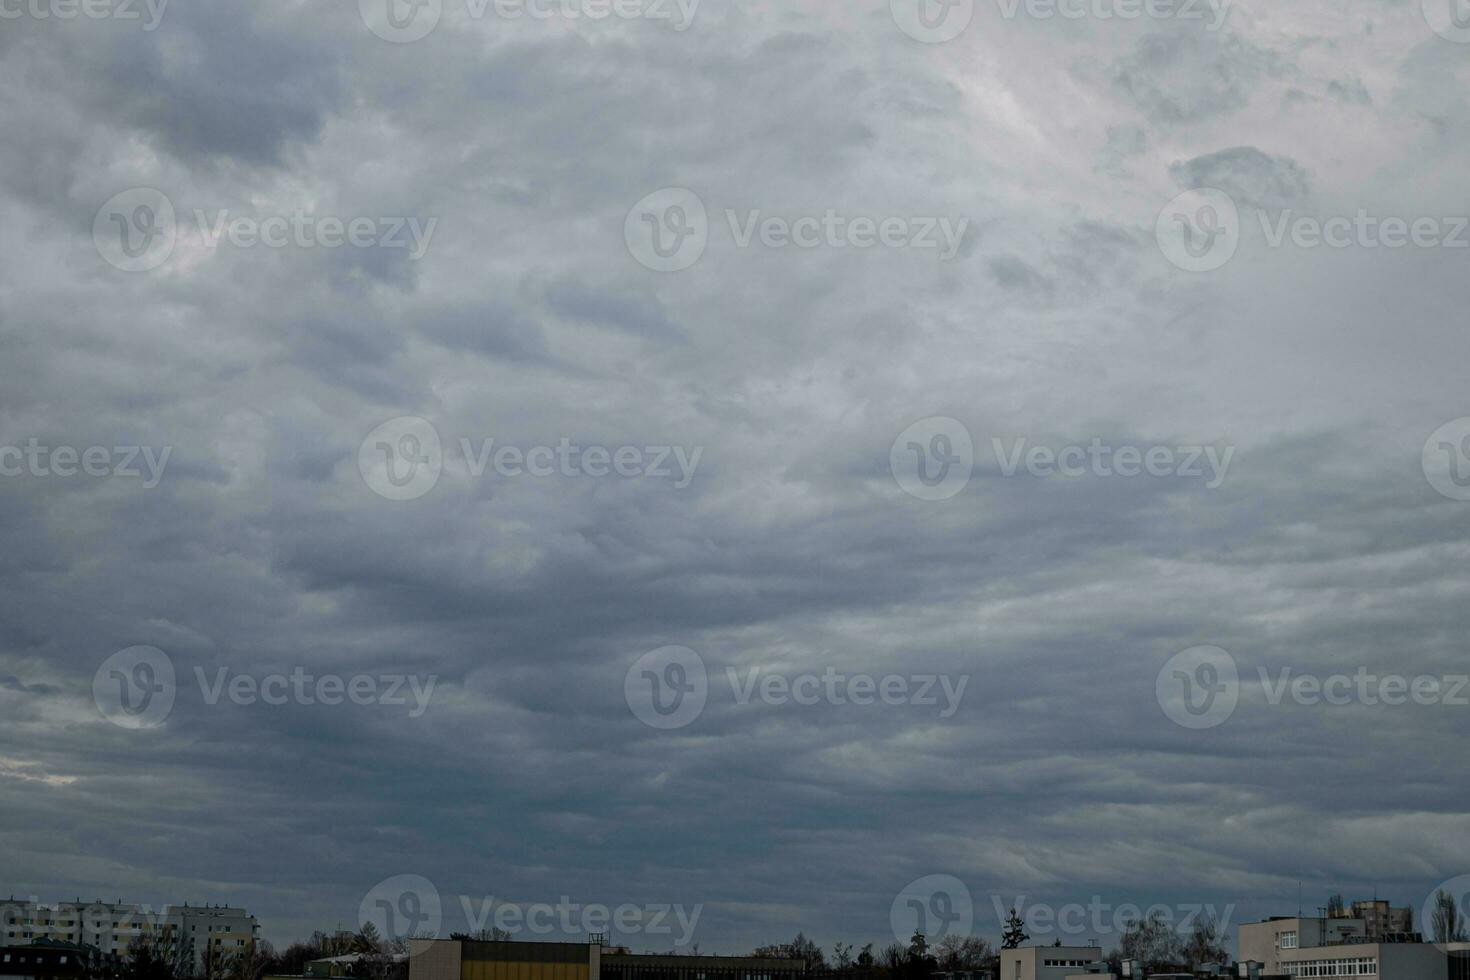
[1350, 905, 1416, 943]
[0, 900, 257, 972]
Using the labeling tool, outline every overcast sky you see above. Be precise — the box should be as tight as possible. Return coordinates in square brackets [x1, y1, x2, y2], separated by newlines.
[2, 0, 1470, 959]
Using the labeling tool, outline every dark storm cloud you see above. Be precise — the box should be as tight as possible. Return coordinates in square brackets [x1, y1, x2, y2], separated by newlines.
[1, 0, 1468, 959]
[1168, 146, 1310, 208]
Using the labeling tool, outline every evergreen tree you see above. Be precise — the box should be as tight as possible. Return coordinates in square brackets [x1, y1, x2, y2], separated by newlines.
[1001, 909, 1029, 950]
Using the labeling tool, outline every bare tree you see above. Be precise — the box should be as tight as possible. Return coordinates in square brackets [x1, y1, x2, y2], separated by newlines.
[1117, 911, 1183, 973]
[1432, 890, 1468, 944]
[936, 935, 993, 972]
[1182, 914, 1228, 968]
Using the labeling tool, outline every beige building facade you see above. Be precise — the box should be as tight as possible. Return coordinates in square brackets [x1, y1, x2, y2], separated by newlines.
[999, 945, 1104, 980]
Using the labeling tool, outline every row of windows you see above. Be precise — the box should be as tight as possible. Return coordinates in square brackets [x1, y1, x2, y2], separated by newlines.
[1044, 960, 1094, 968]
[1284, 959, 1378, 977]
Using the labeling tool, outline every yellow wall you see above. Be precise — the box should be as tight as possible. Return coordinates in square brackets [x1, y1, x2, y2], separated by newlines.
[464, 959, 589, 980]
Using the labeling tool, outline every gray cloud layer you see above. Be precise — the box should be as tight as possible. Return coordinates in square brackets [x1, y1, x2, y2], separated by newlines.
[2, 0, 1469, 956]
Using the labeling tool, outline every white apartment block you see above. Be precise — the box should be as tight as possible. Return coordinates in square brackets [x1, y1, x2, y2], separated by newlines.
[0, 899, 257, 972]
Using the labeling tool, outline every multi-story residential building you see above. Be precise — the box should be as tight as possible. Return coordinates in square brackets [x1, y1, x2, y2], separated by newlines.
[0, 900, 257, 973]
[1350, 904, 1416, 943]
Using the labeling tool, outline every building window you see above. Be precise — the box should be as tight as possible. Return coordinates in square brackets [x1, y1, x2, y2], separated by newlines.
[1280, 933, 1298, 950]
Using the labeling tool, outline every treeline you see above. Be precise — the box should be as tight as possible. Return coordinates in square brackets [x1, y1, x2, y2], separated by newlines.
[740, 909, 1231, 979]
[113, 923, 405, 980]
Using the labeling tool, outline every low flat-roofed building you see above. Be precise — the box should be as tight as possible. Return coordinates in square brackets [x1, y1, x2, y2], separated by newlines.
[1239, 920, 1369, 976]
[999, 946, 1103, 980]
[1276, 940, 1445, 980]
[601, 951, 807, 980]
[409, 938, 808, 980]
[0, 939, 121, 980]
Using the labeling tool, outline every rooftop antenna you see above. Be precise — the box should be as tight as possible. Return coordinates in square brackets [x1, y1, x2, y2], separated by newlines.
[1297, 883, 1301, 918]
